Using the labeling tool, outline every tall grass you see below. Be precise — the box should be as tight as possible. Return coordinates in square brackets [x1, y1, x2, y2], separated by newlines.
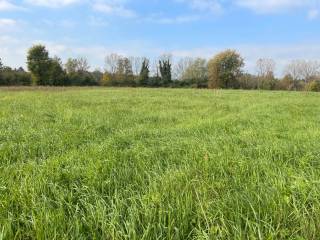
[0, 88, 320, 239]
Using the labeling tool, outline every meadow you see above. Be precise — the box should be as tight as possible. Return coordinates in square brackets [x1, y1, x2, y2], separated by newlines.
[0, 87, 320, 239]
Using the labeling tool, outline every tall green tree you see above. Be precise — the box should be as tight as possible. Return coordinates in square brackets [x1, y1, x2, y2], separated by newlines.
[208, 50, 244, 89]
[138, 59, 149, 86]
[48, 57, 67, 86]
[159, 59, 172, 86]
[27, 45, 51, 85]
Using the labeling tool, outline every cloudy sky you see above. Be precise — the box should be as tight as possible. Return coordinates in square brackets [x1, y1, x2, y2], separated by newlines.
[1, 0, 320, 74]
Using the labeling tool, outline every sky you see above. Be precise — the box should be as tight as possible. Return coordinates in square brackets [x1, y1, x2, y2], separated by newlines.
[1, 0, 320, 75]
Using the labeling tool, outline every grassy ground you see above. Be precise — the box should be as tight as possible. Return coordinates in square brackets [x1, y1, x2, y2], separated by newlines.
[0, 88, 320, 239]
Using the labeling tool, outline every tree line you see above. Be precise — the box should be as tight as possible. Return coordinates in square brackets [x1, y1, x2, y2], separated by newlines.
[1, 45, 320, 91]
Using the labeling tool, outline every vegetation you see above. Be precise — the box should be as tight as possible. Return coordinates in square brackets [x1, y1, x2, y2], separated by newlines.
[159, 58, 172, 86]
[138, 59, 150, 86]
[208, 50, 244, 89]
[306, 80, 320, 92]
[1, 45, 320, 91]
[0, 88, 320, 239]
[0, 58, 31, 86]
[27, 45, 52, 85]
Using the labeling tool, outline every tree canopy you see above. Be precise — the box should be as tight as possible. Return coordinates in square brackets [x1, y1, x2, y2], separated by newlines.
[208, 50, 244, 89]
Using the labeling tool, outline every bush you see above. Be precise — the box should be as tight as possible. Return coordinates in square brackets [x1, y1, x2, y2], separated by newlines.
[0, 68, 32, 86]
[306, 80, 320, 92]
[67, 71, 99, 86]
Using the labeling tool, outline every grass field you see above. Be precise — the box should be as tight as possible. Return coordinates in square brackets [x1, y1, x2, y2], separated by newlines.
[0, 88, 320, 239]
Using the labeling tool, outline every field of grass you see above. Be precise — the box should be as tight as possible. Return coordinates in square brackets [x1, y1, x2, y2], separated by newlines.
[0, 88, 320, 239]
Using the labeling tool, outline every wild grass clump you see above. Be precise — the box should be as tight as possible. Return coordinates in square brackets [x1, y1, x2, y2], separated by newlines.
[0, 88, 320, 239]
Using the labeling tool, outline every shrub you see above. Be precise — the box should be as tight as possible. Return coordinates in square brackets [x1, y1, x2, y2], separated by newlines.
[305, 80, 320, 92]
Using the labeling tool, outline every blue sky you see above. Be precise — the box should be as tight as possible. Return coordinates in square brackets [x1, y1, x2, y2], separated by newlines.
[1, 0, 320, 74]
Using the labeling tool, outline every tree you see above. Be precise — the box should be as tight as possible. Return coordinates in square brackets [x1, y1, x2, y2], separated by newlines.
[238, 73, 259, 90]
[91, 69, 103, 84]
[306, 79, 320, 92]
[65, 58, 78, 74]
[138, 58, 150, 86]
[65, 57, 90, 73]
[173, 57, 193, 80]
[27, 45, 51, 85]
[256, 58, 276, 90]
[208, 50, 244, 89]
[0, 58, 3, 71]
[113, 57, 135, 86]
[123, 57, 134, 86]
[159, 56, 172, 86]
[76, 57, 90, 72]
[181, 58, 208, 87]
[300, 61, 320, 82]
[115, 58, 125, 85]
[256, 58, 276, 78]
[0, 58, 3, 84]
[64, 57, 96, 86]
[105, 53, 121, 75]
[48, 57, 67, 86]
[285, 60, 320, 83]
[0, 62, 32, 86]
[100, 72, 112, 86]
[129, 56, 144, 76]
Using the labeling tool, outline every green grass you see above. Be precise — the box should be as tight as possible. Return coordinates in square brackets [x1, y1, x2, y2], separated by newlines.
[0, 88, 320, 239]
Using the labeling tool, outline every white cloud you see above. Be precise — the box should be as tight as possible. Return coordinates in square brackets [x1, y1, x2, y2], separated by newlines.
[25, 0, 81, 7]
[235, 0, 319, 13]
[144, 14, 201, 24]
[177, 0, 223, 14]
[88, 16, 109, 26]
[0, 18, 17, 31]
[93, 0, 136, 18]
[0, 0, 24, 11]
[308, 9, 319, 19]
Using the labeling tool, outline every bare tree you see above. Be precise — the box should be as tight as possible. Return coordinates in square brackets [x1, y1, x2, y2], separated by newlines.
[285, 60, 320, 82]
[129, 56, 144, 76]
[182, 58, 208, 81]
[299, 60, 320, 82]
[256, 58, 276, 77]
[173, 57, 193, 80]
[64, 57, 90, 73]
[150, 57, 160, 77]
[77, 57, 90, 72]
[105, 53, 121, 74]
[284, 60, 301, 81]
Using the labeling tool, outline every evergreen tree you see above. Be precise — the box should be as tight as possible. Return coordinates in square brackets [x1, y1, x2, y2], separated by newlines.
[159, 59, 172, 86]
[138, 59, 149, 86]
